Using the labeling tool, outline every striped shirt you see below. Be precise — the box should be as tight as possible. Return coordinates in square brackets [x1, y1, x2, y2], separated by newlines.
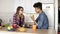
[13, 14, 25, 27]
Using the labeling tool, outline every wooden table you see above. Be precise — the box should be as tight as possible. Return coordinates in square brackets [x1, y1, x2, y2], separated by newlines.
[0, 28, 56, 34]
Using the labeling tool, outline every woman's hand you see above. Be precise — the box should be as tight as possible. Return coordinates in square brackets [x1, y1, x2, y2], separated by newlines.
[17, 25, 20, 28]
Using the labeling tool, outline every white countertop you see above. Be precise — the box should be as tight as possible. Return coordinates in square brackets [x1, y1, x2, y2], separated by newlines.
[0, 29, 56, 34]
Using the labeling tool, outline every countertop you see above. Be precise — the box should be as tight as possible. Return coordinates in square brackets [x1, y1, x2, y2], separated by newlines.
[0, 28, 56, 34]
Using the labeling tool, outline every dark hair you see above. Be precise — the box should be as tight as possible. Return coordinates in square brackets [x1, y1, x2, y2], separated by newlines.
[33, 2, 42, 10]
[16, 6, 24, 14]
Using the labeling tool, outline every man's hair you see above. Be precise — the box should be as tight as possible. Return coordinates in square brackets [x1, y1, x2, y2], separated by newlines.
[33, 2, 42, 10]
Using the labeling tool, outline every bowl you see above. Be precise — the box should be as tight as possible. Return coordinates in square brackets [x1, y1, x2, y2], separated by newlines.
[17, 27, 27, 32]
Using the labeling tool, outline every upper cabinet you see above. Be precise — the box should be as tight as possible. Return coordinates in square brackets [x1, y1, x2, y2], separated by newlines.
[14, 0, 54, 13]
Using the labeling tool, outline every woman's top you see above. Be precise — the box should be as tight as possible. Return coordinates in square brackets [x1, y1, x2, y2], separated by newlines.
[13, 14, 25, 27]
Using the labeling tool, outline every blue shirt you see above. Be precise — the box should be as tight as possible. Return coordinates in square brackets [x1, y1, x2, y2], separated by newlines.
[36, 11, 49, 29]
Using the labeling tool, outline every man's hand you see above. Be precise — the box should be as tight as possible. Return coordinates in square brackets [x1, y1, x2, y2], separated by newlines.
[30, 14, 35, 21]
[30, 14, 37, 25]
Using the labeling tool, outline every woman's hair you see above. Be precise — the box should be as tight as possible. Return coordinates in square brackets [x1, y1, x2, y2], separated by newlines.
[16, 6, 24, 14]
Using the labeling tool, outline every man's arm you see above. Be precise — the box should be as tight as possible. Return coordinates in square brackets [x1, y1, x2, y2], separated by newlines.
[37, 15, 44, 29]
[37, 15, 49, 29]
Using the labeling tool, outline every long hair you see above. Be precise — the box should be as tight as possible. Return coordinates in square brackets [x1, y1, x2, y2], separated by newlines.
[16, 6, 24, 15]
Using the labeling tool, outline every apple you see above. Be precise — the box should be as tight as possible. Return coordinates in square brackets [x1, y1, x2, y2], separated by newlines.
[12, 24, 17, 29]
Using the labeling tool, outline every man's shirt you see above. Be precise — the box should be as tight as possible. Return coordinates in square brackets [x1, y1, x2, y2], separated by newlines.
[36, 11, 49, 29]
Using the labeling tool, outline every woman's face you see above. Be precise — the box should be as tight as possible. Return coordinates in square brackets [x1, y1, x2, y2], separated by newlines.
[19, 8, 23, 15]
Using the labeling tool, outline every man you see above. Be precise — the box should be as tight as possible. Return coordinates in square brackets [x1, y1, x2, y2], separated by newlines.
[31, 2, 49, 29]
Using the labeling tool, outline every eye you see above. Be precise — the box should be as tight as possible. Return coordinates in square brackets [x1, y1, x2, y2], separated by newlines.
[21, 10, 23, 11]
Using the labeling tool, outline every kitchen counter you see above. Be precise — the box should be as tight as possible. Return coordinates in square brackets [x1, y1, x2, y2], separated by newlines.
[0, 28, 56, 34]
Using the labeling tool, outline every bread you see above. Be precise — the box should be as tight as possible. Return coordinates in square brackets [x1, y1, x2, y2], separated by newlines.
[18, 27, 26, 32]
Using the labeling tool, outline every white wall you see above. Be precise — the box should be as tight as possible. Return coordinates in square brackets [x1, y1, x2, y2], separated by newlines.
[0, 0, 55, 29]
[0, 0, 15, 24]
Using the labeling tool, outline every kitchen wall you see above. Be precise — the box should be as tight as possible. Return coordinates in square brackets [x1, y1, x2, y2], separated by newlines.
[0, 0, 55, 29]
[0, 0, 15, 24]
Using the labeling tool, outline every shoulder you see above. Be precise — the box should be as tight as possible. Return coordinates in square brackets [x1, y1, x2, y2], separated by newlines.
[13, 13, 17, 17]
[40, 12, 48, 19]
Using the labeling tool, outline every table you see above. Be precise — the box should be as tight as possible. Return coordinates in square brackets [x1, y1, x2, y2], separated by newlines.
[0, 28, 56, 34]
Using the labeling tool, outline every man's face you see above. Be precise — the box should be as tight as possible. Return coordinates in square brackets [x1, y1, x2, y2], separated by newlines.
[35, 7, 41, 13]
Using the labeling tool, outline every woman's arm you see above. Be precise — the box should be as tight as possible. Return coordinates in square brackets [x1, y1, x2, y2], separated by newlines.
[22, 15, 25, 25]
[13, 14, 16, 24]
[13, 14, 19, 24]
[21, 15, 25, 27]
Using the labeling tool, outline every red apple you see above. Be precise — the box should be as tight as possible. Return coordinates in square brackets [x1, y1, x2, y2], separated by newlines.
[12, 24, 17, 29]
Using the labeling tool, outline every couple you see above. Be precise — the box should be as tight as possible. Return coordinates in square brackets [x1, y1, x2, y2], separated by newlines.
[13, 2, 49, 29]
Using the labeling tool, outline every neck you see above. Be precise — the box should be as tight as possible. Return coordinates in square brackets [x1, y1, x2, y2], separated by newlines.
[39, 10, 42, 14]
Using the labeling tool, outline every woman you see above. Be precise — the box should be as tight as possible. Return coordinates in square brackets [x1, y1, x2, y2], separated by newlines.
[13, 6, 25, 27]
